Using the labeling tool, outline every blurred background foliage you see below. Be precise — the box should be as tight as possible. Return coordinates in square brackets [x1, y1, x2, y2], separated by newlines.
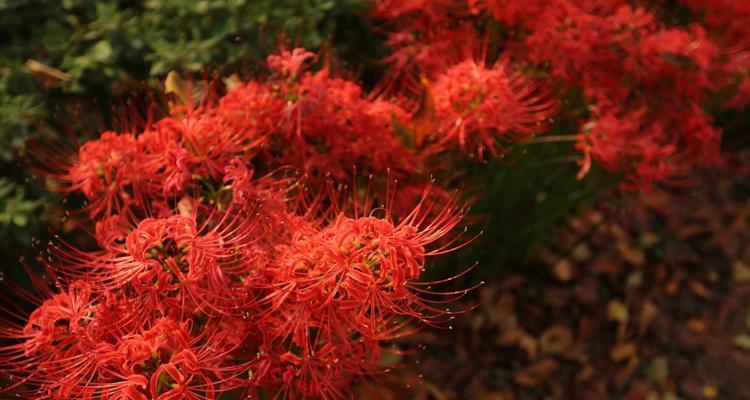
[0, 0, 611, 281]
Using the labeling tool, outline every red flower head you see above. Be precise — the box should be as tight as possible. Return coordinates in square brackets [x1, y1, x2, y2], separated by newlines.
[67, 132, 145, 216]
[21, 283, 97, 358]
[267, 48, 317, 78]
[429, 58, 555, 158]
[92, 317, 231, 400]
[269, 60, 420, 181]
[48, 208, 263, 320]
[199, 181, 475, 399]
[265, 184, 470, 342]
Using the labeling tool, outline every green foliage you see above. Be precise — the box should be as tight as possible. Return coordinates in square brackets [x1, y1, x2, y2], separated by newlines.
[0, 178, 43, 248]
[0, 0, 371, 154]
[460, 143, 613, 277]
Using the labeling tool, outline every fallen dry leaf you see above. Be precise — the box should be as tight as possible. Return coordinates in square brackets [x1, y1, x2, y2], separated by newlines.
[645, 356, 669, 383]
[733, 261, 750, 284]
[513, 359, 560, 387]
[614, 356, 641, 387]
[518, 334, 539, 360]
[702, 385, 719, 399]
[638, 301, 658, 334]
[689, 281, 714, 300]
[665, 279, 680, 295]
[553, 258, 574, 282]
[572, 243, 592, 261]
[608, 300, 629, 324]
[733, 334, 750, 350]
[575, 365, 595, 382]
[610, 342, 638, 362]
[540, 324, 574, 355]
[26, 59, 71, 85]
[616, 241, 645, 266]
[688, 318, 707, 333]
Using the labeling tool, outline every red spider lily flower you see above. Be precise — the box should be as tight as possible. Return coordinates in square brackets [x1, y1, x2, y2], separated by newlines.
[13, 43, 482, 400]
[65, 318, 242, 398]
[252, 328, 380, 400]
[523, 1, 620, 85]
[91, 318, 228, 400]
[55, 47, 433, 220]
[620, 25, 718, 98]
[0, 274, 251, 399]
[494, 1, 726, 185]
[270, 64, 421, 181]
[0, 179, 475, 399]
[467, 0, 560, 27]
[678, 106, 723, 167]
[140, 108, 268, 193]
[67, 131, 148, 217]
[49, 209, 263, 318]
[372, 0, 481, 89]
[677, 0, 750, 108]
[267, 48, 317, 78]
[581, 112, 677, 186]
[428, 58, 556, 158]
[222, 159, 293, 205]
[62, 100, 270, 218]
[578, 103, 721, 188]
[215, 81, 285, 151]
[0, 282, 129, 398]
[19, 283, 97, 357]
[209, 180, 474, 399]
[264, 184, 472, 341]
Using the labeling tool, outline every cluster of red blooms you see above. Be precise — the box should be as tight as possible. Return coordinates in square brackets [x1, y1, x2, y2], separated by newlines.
[373, 0, 750, 187]
[0, 49, 478, 399]
[2, 1, 748, 398]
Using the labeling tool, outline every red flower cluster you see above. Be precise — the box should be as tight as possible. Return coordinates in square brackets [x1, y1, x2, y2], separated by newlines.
[3, 1, 747, 397]
[373, 0, 749, 187]
[0, 49, 475, 399]
[429, 58, 554, 158]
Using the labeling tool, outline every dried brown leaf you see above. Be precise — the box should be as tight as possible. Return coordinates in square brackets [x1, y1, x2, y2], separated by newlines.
[610, 342, 638, 362]
[513, 359, 559, 387]
[540, 325, 574, 355]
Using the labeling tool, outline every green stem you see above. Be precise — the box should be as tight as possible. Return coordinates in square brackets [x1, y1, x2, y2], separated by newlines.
[527, 134, 580, 144]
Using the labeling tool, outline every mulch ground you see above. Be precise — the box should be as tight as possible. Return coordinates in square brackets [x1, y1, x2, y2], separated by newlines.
[376, 155, 750, 399]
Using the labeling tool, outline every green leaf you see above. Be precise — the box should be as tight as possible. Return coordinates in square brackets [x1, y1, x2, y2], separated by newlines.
[12, 213, 27, 227]
[88, 40, 113, 62]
